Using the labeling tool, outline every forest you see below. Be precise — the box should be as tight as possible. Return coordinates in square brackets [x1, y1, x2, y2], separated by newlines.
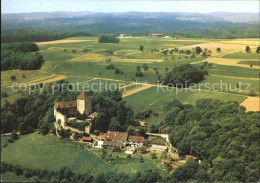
[98, 34, 120, 43]
[162, 99, 260, 182]
[1, 80, 138, 135]
[162, 64, 207, 87]
[1, 42, 44, 70]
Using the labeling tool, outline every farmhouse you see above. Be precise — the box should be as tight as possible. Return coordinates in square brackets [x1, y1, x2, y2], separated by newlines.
[118, 34, 132, 38]
[161, 159, 171, 164]
[152, 34, 164, 37]
[82, 136, 92, 142]
[174, 36, 184, 39]
[54, 91, 96, 134]
[95, 131, 144, 151]
[185, 155, 199, 162]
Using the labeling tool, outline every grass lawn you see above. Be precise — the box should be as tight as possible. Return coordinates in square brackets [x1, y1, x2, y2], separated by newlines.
[1, 133, 160, 176]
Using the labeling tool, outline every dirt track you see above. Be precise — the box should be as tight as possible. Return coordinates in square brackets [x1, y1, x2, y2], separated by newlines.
[178, 42, 247, 52]
[35, 40, 91, 45]
[240, 97, 260, 112]
[122, 85, 153, 98]
[27, 76, 68, 86]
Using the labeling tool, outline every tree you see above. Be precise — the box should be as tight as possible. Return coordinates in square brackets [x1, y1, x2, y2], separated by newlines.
[108, 117, 121, 131]
[245, 46, 251, 53]
[195, 47, 203, 54]
[72, 49, 76, 53]
[98, 34, 119, 43]
[10, 75, 16, 81]
[136, 65, 141, 71]
[114, 68, 120, 74]
[142, 64, 148, 71]
[64, 49, 67, 52]
[150, 152, 157, 159]
[163, 64, 206, 87]
[135, 71, 144, 77]
[186, 50, 191, 55]
[216, 47, 221, 53]
[140, 156, 144, 163]
[256, 46, 260, 53]
[140, 146, 147, 154]
[202, 51, 207, 57]
[2, 92, 8, 97]
[106, 64, 115, 70]
[165, 67, 169, 72]
[139, 45, 144, 51]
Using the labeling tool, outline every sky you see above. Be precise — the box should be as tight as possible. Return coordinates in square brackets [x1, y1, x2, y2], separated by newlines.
[2, 0, 259, 14]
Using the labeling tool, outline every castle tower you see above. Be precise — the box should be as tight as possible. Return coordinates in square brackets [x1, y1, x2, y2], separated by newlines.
[77, 91, 92, 116]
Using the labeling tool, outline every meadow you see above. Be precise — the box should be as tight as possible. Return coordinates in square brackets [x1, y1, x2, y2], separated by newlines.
[1, 36, 259, 182]
[2, 36, 259, 108]
[123, 86, 247, 126]
[1, 133, 161, 176]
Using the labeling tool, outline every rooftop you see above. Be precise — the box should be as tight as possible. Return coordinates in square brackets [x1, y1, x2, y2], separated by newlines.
[77, 91, 91, 100]
[106, 131, 128, 142]
[55, 101, 77, 109]
[128, 135, 144, 143]
[103, 140, 124, 147]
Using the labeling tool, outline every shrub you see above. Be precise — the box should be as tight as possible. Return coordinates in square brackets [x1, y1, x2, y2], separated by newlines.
[98, 35, 119, 43]
[139, 45, 144, 51]
[106, 50, 113, 54]
[2, 92, 8, 97]
[106, 64, 115, 70]
[83, 48, 91, 52]
[142, 64, 149, 71]
[114, 68, 120, 74]
[10, 75, 16, 81]
[135, 71, 144, 77]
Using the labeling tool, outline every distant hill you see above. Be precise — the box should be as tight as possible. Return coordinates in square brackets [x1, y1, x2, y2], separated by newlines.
[1, 11, 258, 32]
[208, 12, 259, 23]
[1, 11, 259, 42]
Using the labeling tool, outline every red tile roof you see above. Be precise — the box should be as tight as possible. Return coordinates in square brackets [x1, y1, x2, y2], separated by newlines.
[128, 135, 144, 143]
[55, 101, 77, 109]
[103, 140, 124, 147]
[171, 164, 178, 169]
[161, 159, 171, 164]
[82, 137, 92, 142]
[185, 155, 198, 161]
[106, 131, 128, 142]
[98, 133, 107, 140]
[77, 91, 91, 100]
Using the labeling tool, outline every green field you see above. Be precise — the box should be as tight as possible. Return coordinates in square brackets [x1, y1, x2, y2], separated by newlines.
[222, 52, 259, 59]
[238, 60, 260, 66]
[1, 133, 161, 176]
[123, 86, 247, 126]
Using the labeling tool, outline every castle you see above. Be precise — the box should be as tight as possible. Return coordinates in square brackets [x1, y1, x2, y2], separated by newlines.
[54, 91, 96, 134]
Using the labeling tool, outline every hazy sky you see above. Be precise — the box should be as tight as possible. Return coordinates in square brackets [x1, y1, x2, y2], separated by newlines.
[2, 0, 259, 13]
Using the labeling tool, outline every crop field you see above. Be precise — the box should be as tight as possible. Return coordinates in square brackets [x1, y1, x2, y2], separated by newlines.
[193, 57, 260, 69]
[1, 37, 259, 112]
[1, 133, 161, 176]
[123, 86, 247, 125]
